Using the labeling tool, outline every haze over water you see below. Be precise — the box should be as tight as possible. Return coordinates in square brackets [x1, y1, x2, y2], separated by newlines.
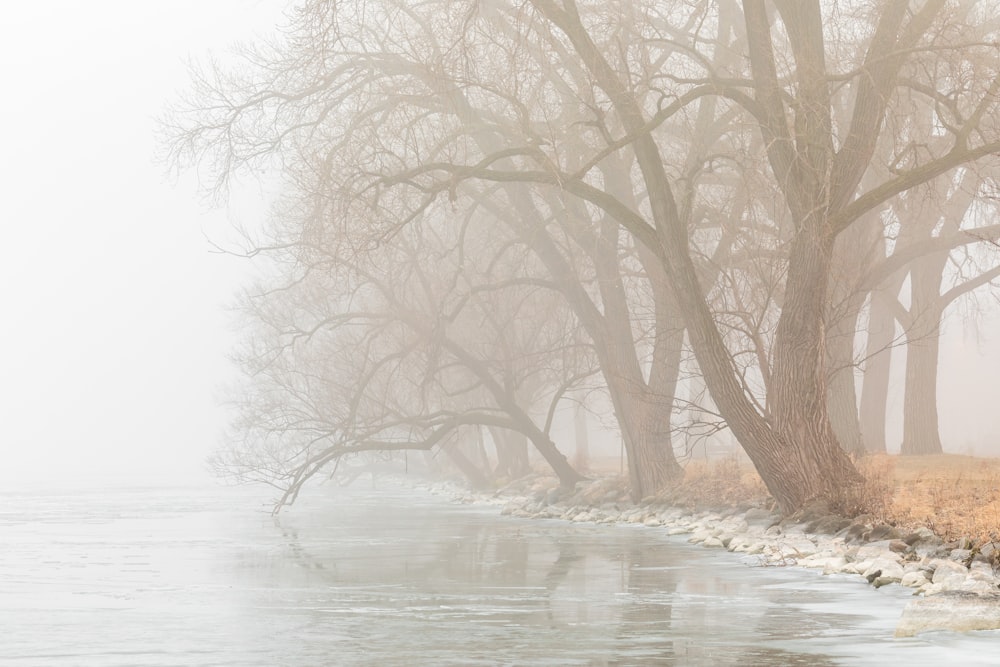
[1, 481, 996, 666]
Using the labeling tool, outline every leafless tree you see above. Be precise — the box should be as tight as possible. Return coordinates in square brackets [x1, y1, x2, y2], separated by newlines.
[171, 0, 1000, 513]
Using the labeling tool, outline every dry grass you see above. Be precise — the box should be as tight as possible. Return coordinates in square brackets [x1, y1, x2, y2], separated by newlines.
[884, 454, 1000, 544]
[586, 451, 1000, 544]
[661, 453, 1000, 544]
[665, 456, 770, 509]
[830, 454, 896, 521]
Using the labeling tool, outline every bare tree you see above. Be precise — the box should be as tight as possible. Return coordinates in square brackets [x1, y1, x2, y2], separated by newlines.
[172, 0, 1000, 513]
[214, 199, 595, 507]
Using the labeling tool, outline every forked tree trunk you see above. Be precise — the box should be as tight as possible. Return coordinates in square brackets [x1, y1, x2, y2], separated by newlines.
[766, 229, 863, 505]
[537, 0, 863, 512]
[599, 316, 685, 501]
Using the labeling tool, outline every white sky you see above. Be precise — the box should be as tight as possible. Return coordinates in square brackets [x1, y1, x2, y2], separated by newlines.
[0, 2, 997, 491]
[0, 2, 283, 487]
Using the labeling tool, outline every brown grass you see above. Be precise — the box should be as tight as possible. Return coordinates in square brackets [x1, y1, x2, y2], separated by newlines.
[884, 454, 1000, 544]
[588, 452, 1000, 544]
[683, 453, 1000, 544]
[665, 456, 771, 509]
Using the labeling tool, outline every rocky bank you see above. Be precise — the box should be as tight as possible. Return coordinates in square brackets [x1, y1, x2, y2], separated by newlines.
[427, 474, 1000, 636]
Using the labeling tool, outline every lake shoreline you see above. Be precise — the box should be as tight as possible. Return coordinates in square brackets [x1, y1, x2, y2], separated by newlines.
[419, 472, 1000, 636]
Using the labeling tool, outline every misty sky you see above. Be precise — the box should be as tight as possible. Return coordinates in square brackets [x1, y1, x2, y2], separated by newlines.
[0, 2, 283, 486]
[0, 2, 998, 490]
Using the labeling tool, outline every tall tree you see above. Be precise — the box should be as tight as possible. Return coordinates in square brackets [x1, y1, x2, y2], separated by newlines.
[172, 0, 1000, 512]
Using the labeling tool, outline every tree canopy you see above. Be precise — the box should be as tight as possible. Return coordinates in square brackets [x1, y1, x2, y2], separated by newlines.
[168, 0, 1000, 513]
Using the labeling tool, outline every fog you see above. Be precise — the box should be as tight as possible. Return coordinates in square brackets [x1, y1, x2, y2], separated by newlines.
[1, 1, 999, 494]
[0, 2, 281, 487]
[6, 3, 1000, 664]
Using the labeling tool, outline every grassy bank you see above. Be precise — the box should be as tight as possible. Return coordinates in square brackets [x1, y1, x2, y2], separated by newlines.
[663, 453, 1000, 546]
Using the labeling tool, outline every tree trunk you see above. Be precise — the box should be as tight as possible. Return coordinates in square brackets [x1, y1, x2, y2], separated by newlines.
[490, 426, 531, 479]
[765, 227, 863, 505]
[900, 320, 943, 455]
[540, 1, 861, 512]
[900, 256, 946, 456]
[526, 430, 586, 488]
[598, 317, 685, 501]
[859, 291, 897, 453]
[826, 296, 865, 456]
[572, 399, 590, 473]
[443, 445, 492, 490]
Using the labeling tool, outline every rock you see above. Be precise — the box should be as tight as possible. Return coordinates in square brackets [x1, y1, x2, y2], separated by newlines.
[843, 558, 871, 575]
[960, 580, 999, 595]
[864, 558, 905, 588]
[974, 542, 999, 566]
[703, 537, 724, 548]
[888, 539, 909, 554]
[777, 537, 817, 559]
[821, 557, 850, 575]
[744, 508, 780, 531]
[902, 527, 936, 546]
[951, 548, 973, 562]
[865, 523, 902, 542]
[970, 562, 996, 581]
[805, 515, 852, 535]
[900, 570, 930, 588]
[896, 592, 1000, 637]
[931, 558, 969, 590]
[688, 529, 715, 543]
[839, 520, 870, 544]
[855, 541, 897, 561]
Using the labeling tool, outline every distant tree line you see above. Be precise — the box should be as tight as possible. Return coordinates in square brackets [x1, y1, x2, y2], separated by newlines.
[166, 0, 1000, 513]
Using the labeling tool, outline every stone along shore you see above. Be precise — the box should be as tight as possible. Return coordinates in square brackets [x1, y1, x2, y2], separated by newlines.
[428, 475, 1000, 636]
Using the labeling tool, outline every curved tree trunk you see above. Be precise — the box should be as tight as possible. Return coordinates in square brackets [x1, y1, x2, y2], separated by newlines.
[533, 0, 888, 512]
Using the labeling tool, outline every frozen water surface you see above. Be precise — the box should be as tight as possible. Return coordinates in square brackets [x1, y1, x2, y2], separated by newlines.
[1, 482, 998, 666]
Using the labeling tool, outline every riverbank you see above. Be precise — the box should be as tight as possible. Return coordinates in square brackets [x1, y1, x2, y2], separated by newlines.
[422, 467, 1000, 636]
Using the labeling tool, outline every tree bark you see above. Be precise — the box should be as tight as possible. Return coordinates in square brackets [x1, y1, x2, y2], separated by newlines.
[490, 426, 531, 479]
[572, 399, 590, 474]
[826, 299, 865, 456]
[859, 291, 898, 453]
[532, 0, 862, 512]
[443, 445, 493, 490]
[900, 254, 947, 455]
[900, 316, 944, 455]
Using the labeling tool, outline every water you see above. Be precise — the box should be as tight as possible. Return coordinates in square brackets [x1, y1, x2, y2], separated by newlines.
[2, 482, 999, 666]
